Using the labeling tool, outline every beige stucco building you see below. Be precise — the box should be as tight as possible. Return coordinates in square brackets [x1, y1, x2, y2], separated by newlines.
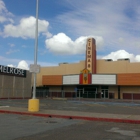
[36, 38, 140, 100]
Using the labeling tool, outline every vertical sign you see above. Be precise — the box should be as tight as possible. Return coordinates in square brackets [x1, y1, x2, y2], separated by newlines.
[86, 38, 92, 72]
[79, 68, 91, 85]
[83, 69, 89, 84]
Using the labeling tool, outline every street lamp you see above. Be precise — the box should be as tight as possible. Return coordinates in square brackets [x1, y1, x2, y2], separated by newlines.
[28, 0, 40, 112]
[33, 0, 39, 99]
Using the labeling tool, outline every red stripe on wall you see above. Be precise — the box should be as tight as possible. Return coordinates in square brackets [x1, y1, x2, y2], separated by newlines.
[88, 74, 91, 84]
[94, 50, 96, 73]
[79, 74, 83, 84]
[92, 46, 96, 74]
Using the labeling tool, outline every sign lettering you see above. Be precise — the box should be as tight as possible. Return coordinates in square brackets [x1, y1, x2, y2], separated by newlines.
[88, 59, 90, 62]
[87, 55, 91, 58]
[88, 64, 90, 68]
[10, 67, 13, 74]
[0, 65, 26, 77]
[86, 38, 92, 72]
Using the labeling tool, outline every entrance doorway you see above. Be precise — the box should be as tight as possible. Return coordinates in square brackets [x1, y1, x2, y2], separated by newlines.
[77, 85, 98, 98]
[101, 89, 108, 98]
[101, 86, 109, 99]
[36, 86, 49, 98]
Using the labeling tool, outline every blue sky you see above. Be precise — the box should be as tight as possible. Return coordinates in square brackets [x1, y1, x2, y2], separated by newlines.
[0, 0, 140, 69]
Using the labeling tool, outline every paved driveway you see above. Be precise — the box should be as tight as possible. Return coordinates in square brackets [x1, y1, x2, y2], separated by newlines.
[0, 99, 140, 115]
[0, 113, 140, 140]
[0, 99, 140, 140]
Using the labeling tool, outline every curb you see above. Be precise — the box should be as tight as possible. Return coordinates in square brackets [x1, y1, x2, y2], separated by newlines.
[52, 98, 67, 101]
[0, 110, 140, 124]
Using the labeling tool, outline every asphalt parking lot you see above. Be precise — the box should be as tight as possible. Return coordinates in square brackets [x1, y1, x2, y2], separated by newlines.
[0, 99, 140, 140]
[0, 113, 140, 140]
[0, 99, 140, 115]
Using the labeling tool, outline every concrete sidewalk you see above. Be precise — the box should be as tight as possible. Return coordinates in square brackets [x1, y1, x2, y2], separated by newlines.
[0, 106, 140, 124]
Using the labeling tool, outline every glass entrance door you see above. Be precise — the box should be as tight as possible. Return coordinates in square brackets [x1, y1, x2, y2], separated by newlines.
[101, 89, 108, 98]
[77, 85, 98, 98]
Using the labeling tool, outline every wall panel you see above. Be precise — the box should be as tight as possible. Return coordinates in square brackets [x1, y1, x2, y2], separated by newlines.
[63, 75, 79, 85]
[0, 75, 3, 87]
[92, 74, 116, 85]
[42, 75, 62, 85]
[63, 86, 76, 91]
[49, 86, 61, 91]
[117, 73, 140, 85]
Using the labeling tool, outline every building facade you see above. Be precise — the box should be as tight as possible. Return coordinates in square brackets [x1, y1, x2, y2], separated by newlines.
[0, 65, 32, 99]
[36, 38, 140, 100]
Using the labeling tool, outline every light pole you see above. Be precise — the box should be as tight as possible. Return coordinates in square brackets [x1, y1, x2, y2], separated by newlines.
[28, 0, 40, 112]
[32, 0, 39, 99]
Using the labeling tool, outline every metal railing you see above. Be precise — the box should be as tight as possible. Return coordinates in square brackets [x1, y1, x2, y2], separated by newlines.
[35, 90, 109, 99]
[36, 90, 76, 98]
[35, 90, 140, 101]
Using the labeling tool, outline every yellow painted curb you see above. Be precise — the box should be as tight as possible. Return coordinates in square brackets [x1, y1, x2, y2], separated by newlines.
[52, 97, 67, 101]
[28, 99, 39, 112]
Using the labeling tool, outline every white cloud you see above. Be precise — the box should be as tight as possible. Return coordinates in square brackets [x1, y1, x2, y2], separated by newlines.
[0, 0, 9, 13]
[0, 55, 58, 68]
[21, 45, 27, 48]
[17, 60, 29, 70]
[7, 64, 16, 68]
[118, 37, 124, 43]
[135, 55, 140, 62]
[8, 61, 29, 70]
[56, 0, 140, 54]
[45, 33, 104, 55]
[0, 0, 14, 23]
[3, 16, 51, 39]
[7, 50, 140, 70]
[8, 43, 15, 47]
[102, 50, 140, 62]
[16, 60, 58, 69]
[2, 49, 140, 72]
[0, 56, 20, 65]
[0, 15, 6, 22]
[6, 49, 19, 54]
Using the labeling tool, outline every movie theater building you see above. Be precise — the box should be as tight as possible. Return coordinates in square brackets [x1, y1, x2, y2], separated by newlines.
[0, 65, 32, 99]
[36, 38, 140, 100]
